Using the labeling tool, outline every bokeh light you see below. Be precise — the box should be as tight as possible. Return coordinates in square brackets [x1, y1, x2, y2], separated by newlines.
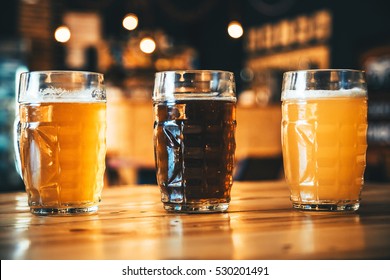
[140, 37, 156, 54]
[123, 13, 138, 31]
[228, 21, 244, 39]
[54, 26, 71, 43]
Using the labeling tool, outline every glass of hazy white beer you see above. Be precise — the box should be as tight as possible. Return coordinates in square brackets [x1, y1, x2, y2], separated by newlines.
[153, 70, 237, 213]
[281, 69, 367, 211]
[15, 71, 106, 215]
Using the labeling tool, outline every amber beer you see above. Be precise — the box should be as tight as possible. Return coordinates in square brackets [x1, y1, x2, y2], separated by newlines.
[282, 87, 368, 211]
[19, 101, 106, 213]
[16, 71, 106, 215]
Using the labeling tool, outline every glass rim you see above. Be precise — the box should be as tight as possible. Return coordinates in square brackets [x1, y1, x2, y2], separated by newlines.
[281, 68, 367, 100]
[155, 69, 234, 76]
[18, 70, 106, 103]
[283, 69, 365, 75]
[153, 69, 236, 101]
[20, 70, 104, 77]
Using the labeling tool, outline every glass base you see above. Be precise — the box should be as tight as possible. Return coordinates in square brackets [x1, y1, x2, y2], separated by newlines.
[30, 205, 98, 216]
[292, 201, 360, 212]
[163, 202, 229, 213]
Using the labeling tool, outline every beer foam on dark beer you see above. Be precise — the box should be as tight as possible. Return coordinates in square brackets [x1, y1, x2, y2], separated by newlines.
[153, 92, 236, 102]
[281, 88, 367, 101]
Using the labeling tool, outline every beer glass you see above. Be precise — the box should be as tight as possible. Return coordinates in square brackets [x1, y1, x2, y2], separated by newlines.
[281, 69, 367, 211]
[15, 71, 106, 215]
[153, 70, 237, 213]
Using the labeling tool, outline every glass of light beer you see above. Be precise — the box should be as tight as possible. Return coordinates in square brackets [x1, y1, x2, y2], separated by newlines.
[15, 71, 106, 215]
[281, 69, 367, 211]
[153, 70, 237, 213]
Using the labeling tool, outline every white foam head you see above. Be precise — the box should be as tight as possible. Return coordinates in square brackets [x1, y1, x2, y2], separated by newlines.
[19, 88, 106, 103]
[281, 88, 367, 101]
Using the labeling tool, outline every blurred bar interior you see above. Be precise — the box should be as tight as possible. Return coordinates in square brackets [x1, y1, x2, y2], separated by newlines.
[1, 0, 390, 191]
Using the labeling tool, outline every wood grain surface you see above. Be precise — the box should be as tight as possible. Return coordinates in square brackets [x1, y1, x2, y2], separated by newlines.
[1, 181, 389, 260]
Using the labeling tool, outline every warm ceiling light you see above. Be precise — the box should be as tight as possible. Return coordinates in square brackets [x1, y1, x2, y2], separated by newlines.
[140, 37, 156, 54]
[228, 21, 244, 39]
[122, 13, 138, 31]
[54, 26, 71, 43]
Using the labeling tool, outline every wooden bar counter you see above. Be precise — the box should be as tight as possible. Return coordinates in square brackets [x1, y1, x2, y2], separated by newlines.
[1, 181, 389, 260]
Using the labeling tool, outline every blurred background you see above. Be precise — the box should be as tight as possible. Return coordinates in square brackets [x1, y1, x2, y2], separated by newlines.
[1, 0, 390, 191]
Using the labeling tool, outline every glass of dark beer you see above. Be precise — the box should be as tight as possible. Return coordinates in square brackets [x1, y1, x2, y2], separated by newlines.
[153, 70, 237, 213]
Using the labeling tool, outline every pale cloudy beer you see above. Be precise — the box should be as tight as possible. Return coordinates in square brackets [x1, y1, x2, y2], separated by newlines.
[281, 70, 368, 211]
[16, 71, 106, 215]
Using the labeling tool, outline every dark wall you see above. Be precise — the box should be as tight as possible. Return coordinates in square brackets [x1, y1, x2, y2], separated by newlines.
[2, 0, 390, 72]
[0, 1, 18, 38]
[330, 0, 390, 69]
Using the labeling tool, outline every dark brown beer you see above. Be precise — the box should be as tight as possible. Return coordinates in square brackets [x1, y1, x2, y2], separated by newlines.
[153, 98, 236, 212]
